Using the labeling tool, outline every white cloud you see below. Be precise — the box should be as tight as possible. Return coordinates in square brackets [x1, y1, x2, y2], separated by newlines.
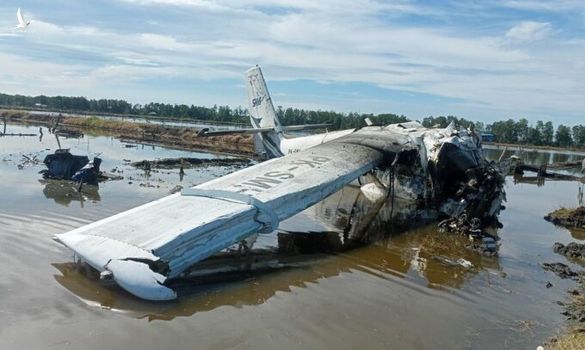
[505, 21, 552, 41]
[499, 0, 585, 12]
[0, 1, 584, 123]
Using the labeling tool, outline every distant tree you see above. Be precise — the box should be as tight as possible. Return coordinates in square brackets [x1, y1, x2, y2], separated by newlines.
[490, 119, 518, 143]
[555, 125, 573, 147]
[572, 125, 585, 148]
[526, 125, 542, 145]
[515, 118, 529, 143]
[474, 121, 485, 132]
[543, 121, 554, 145]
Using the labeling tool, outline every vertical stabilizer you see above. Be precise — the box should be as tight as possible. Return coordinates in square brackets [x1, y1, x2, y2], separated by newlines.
[246, 66, 284, 158]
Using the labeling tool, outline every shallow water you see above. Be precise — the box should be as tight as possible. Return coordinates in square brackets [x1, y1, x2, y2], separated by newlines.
[1, 124, 584, 349]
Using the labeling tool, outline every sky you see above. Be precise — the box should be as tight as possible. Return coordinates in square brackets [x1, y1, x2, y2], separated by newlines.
[0, 1, 584, 125]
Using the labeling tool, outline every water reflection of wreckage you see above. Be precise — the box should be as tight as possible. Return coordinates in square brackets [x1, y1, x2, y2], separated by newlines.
[40, 179, 101, 206]
[54, 121, 506, 301]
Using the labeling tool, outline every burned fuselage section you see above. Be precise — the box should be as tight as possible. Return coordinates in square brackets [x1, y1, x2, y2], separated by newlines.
[351, 122, 506, 253]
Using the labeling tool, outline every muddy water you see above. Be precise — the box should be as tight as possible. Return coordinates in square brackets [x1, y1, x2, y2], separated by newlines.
[1, 124, 584, 349]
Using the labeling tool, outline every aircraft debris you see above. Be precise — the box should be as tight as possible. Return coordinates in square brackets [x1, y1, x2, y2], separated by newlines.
[40, 149, 121, 187]
[40, 150, 93, 181]
[54, 120, 507, 300]
[53, 66, 506, 301]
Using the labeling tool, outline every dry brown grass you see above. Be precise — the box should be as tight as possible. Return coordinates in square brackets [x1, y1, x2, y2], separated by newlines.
[546, 330, 585, 350]
[4, 111, 255, 154]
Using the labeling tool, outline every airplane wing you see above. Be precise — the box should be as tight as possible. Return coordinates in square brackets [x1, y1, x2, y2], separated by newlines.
[198, 123, 332, 137]
[55, 128, 414, 300]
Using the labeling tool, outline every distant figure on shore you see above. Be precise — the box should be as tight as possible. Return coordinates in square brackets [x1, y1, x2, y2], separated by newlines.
[15, 8, 31, 30]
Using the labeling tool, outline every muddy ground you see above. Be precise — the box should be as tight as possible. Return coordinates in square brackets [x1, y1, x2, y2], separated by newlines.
[131, 157, 251, 169]
[545, 207, 585, 230]
[1, 110, 255, 155]
[542, 240, 585, 349]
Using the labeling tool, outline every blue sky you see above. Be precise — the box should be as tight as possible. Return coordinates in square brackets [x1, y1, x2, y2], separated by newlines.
[0, 1, 584, 124]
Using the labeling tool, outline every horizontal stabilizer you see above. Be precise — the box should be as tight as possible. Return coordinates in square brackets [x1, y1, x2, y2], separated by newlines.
[198, 124, 332, 137]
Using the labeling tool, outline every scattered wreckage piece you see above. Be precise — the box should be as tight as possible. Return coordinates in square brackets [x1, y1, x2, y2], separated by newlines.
[40, 149, 122, 186]
[0, 132, 37, 137]
[514, 163, 581, 181]
[54, 122, 505, 301]
[54, 128, 84, 139]
[547, 160, 585, 170]
[41, 150, 92, 181]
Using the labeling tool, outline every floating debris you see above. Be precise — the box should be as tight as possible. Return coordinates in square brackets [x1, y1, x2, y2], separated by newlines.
[40, 150, 92, 180]
[40, 149, 122, 186]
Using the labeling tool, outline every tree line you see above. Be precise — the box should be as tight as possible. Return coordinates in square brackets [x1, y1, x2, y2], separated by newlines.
[1, 92, 584, 148]
[422, 116, 585, 148]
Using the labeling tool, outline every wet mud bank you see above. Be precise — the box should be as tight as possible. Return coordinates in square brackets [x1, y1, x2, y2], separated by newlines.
[131, 157, 251, 169]
[1, 110, 255, 155]
[553, 242, 585, 263]
[542, 240, 585, 348]
[545, 207, 585, 230]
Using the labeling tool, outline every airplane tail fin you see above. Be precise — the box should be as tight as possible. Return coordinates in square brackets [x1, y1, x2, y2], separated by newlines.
[246, 66, 284, 158]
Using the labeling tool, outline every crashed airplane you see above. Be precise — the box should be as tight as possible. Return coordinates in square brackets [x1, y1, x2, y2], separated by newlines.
[54, 67, 505, 301]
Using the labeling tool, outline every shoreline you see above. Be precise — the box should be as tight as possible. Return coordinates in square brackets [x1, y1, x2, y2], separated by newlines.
[1, 109, 256, 156]
[485, 142, 585, 155]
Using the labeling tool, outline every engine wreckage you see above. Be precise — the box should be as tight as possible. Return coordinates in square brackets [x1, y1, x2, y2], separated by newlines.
[55, 121, 505, 301]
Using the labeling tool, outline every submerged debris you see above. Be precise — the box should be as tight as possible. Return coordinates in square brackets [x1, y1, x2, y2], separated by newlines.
[438, 215, 500, 255]
[545, 207, 585, 229]
[131, 157, 251, 169]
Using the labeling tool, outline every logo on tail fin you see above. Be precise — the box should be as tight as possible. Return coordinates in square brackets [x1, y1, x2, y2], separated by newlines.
[252, 97, 263, 107]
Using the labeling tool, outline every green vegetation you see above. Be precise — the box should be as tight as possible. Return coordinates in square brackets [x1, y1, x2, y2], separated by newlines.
[1, 92, 584, 148]
[422, 116, 585, 149]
